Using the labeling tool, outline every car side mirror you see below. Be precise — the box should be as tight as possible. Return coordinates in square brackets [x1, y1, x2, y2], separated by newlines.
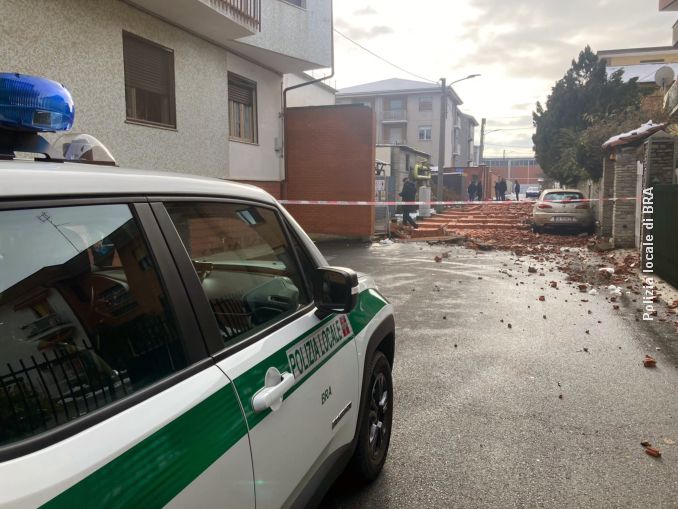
[313, 267, 359, 316]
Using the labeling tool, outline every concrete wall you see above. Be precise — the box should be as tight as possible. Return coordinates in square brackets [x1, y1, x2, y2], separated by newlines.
[599, 155, 615, 238]
[283, 74, 335, 107]
[285, 105, 376, 238]
[236, 0, 332, 69]
[1, 0, 232, 178]
[227, 53, 283, 182]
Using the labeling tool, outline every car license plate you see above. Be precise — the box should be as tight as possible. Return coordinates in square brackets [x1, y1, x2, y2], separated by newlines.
[553, 216, 574, 222]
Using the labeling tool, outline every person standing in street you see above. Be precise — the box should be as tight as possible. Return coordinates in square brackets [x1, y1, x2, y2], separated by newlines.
[476, 181, 483, 202]
[399, 176, 418, 228]
[494, 179, 500, 201]
[514, 179, 521, 201]
[467, 180, 477, 202]
[498, 177, 507, 201]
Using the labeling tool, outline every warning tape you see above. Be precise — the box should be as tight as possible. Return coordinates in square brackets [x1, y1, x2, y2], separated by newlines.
[278, 197, 639, 206]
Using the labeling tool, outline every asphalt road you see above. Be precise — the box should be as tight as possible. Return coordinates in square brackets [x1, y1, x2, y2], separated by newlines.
[318, 240, 678, 509]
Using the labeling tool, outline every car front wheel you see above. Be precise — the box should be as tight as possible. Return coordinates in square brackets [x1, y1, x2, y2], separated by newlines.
[349, 350, 393, 483]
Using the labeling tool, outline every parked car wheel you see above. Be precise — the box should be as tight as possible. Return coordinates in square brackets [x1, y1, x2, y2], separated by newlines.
[350, 351, 393, 483]
[532, 224, 542, 234]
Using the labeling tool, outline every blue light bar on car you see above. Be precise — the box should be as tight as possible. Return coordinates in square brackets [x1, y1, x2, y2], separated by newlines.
[0, 73, 74, 132]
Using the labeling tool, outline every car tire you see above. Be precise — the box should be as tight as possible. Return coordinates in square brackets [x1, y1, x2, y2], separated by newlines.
[349, 351, 393, 483]
[532, 224, 542, 234]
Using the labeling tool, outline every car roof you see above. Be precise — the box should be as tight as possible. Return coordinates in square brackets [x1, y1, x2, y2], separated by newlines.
[541, 188, 583, 193]
[0, 159, 277, 204]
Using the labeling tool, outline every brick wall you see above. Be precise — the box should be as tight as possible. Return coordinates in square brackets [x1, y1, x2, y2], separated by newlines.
[599, 156, 615, 237]
[644, 135, 676, 186]
[611, 146, 638, 248]
[285, 105, 376, 238]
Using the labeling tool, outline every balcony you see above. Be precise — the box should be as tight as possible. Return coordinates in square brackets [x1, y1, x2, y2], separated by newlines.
[127, 0, 261, 43]
[381, 109, 408, 122]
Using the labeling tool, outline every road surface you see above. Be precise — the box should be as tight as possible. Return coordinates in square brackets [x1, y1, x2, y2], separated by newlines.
[319, 240, 678, 508]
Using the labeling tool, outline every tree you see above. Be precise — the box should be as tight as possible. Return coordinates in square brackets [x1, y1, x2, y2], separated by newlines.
[532, 46, 643, 185]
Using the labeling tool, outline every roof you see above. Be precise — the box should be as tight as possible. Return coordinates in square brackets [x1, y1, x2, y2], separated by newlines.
[598, 46, 676, 57]
[0, 160, 277, 202]
[606, 63, 678, 83]
[460, 111, 479, 126]
[337, 78, 463, 104]
[602, 121, 668, 149]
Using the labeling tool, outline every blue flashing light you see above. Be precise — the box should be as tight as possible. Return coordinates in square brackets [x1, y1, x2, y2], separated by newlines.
[0, 73, 74, 132]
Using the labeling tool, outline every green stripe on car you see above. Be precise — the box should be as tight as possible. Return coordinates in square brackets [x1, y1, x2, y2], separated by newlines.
[41, 290, 387, 508]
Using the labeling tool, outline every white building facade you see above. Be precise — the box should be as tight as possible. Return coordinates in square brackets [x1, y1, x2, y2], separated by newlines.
[1, 0, 332, 190]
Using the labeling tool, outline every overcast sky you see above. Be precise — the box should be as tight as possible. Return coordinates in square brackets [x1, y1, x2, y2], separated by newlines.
[325, 0, 675, 157]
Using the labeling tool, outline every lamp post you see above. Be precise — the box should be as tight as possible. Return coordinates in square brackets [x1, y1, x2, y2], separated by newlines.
[436, 74, 480, 212]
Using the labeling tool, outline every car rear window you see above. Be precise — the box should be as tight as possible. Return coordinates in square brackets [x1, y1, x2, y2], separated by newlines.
[543, 192, 584, 202]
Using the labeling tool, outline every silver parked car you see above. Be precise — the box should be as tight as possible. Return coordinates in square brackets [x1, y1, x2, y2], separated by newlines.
[532, 189, 595, 234]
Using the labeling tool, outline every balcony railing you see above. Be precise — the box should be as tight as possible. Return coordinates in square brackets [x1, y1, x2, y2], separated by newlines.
[207, 0, 261, 31]
[381, 109, 408, 122]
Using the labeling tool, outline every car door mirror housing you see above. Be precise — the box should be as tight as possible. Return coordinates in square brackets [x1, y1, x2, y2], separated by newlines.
[313, 267, 359, 316]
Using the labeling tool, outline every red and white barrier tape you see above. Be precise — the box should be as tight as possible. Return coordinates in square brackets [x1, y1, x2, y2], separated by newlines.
[278, 197, 639, 206]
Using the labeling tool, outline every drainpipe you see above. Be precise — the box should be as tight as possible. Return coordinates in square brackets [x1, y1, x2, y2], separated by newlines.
[281, 0, 335, 200]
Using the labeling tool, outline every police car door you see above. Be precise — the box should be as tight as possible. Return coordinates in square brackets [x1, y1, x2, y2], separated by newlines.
[0, 201, 255, 508]
[156, 201, 360, 509]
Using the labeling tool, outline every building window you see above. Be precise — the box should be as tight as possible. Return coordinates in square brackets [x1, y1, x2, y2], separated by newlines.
[418, 126, 432, 141]
[419, 96, 433, 111]
[228, 73, 257, 143]
[0, 204, 188, 447]
[283, 0, 306, 7]
[165, 202, 310, 346]
[123, 32, 176, 128]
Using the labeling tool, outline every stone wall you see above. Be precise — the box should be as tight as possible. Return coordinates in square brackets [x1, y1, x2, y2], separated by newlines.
[611, 146, 639, 248]
[644, 133, 677, 186]
[599, 156, 615, 237]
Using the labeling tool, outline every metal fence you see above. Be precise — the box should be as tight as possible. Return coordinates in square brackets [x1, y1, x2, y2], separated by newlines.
[653, 184, 678, 288]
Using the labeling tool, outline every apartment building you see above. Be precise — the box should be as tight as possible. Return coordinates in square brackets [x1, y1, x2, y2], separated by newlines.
[336, 78, 476, 168]
[1, 0, 332, 193]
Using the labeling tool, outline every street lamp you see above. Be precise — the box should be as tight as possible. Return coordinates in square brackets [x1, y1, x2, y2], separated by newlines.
[436, 74, 480, 211]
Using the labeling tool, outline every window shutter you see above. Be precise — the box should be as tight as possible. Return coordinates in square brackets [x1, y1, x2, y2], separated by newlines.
[229, 82, 253, 105]
[123, 35, 171, 95]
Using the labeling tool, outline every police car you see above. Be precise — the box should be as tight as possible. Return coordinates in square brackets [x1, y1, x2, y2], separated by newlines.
[0, 74, 395, 508]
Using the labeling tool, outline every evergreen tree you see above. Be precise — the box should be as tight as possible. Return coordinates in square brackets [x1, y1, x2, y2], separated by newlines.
[532, 46, 643, 185]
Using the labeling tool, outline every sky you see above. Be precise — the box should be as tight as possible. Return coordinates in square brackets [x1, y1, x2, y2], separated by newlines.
[322, 0, 675, 158]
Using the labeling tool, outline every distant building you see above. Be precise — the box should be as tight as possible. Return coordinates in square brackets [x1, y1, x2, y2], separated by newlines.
[598, 46, 678, 89]
[481, 157, 545, 186]
[336, 78, 476, 168]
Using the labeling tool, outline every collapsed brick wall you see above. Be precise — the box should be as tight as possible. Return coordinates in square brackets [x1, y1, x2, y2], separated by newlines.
[285, 105, 376, 238]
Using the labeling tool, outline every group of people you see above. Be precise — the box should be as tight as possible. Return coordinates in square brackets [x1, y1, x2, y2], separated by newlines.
[399, 174, 523, 229]
[493, 178, 520, 201]
[467, 178, 521, 202]
[467, 180, 484, 201]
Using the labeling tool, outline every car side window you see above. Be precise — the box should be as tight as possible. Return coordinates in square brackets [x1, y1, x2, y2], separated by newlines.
[164, 202, 311, 346]
[0, 204, 188, 448]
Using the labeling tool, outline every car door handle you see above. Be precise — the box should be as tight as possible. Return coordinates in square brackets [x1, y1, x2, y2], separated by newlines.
[251, 370, 295, 413]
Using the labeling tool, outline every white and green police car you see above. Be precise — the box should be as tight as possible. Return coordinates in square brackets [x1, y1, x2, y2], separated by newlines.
[0, 74, 395, 508]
